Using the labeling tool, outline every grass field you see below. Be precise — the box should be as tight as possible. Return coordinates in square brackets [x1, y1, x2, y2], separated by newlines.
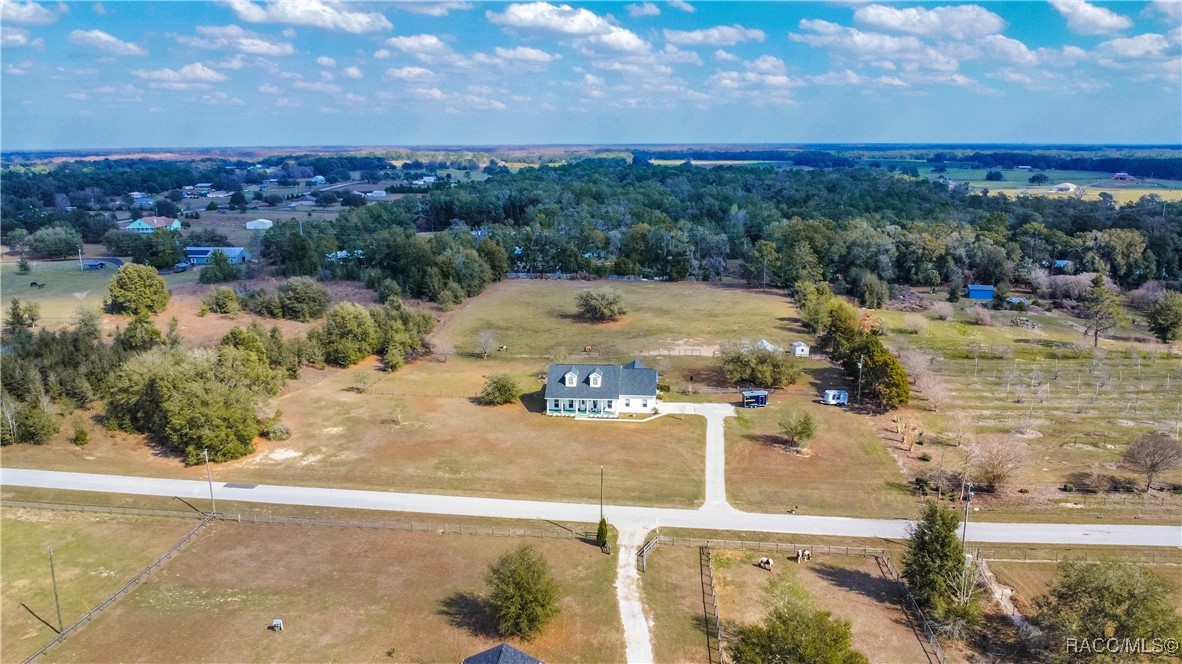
[726, 392, 916, 518]
[1, 257, 200, 327]
[640, 545, 927, 664]
[0, 510, 198, 663]
[0, 357, 708, 507]
[989, 562, 1182, 617]
[44, 522, 622, 663]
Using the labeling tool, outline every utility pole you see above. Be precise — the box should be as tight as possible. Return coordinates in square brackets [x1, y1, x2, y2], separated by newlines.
[856, 356, 864, 404]
[960, 481, 973, 551]
[599, 466, 604, 521]
[48, 547, 63, 632]
[203, 448, 216, 515]
[77, 246, 83, 272]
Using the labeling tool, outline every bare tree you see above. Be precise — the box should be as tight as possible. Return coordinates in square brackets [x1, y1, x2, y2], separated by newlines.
[930, 302, 953, 321]
[903, 313, 929, 335]
[945, 411, 975, 447]
[1122, 433, 1182, 491]
[915, 373, 949, 411]
[893, 415, 923, 451]
[476, 329, 497, 359]
[971, 306, 992, 327]
[968, 439, 1026, 490]
[434, 339, 454, 363]
[900, 350, 934, 379]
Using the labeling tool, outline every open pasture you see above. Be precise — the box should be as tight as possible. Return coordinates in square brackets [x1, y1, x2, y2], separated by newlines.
[435, 280, 800, 358]
[44, 522, 622, 664]
[640, 545, 926, 664]
[989, 562, 1182, 617]
[0, 510, 198, 663]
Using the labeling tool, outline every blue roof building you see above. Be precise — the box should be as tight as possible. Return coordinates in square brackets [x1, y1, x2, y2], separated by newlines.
[185, 247, 251, 265]
[967, 284, 995, 300]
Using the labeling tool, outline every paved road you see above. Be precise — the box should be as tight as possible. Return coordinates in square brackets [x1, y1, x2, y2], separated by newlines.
[3, 468, 1179, 547]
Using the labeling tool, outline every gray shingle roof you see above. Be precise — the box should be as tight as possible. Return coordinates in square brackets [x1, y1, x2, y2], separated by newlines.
[545, 360, 657, 400]
[461, 644, 543, 664]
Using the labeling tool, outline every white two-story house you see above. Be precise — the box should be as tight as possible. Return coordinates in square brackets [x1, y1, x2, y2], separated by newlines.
[544, 360, 658, 417]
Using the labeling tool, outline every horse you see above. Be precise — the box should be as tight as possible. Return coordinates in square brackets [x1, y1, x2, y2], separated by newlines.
[757, 557, 774, 570]
[797, 550, 812, 563]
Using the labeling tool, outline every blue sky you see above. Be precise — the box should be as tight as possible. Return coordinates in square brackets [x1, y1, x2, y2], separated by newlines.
[1, 0, 1179, 149]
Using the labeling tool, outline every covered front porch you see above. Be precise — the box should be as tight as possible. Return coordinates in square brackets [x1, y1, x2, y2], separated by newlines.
[547, 397, 616, 417]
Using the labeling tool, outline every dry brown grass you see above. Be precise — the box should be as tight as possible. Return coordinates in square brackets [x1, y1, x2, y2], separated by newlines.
[44, 522, 623, 663]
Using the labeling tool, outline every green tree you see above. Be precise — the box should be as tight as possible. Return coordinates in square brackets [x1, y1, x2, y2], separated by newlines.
[779, 410, 817, 448]
[480, 374, 522, 405]
[1034, 560, 1182, 664]
[147, 229, 183, 269]
[198, 249, 245, 284]
[5, 299, 33, 330]
[27, 226, 82, 259]
[322, 302, 378, 366]
[744, 240, 779, 287]
[575, 288, 627, 322]
[721, 345, 802, 388]
[902, 502, 964, 614]
[1079, 274, 1128, 347]
[106, 263, 170, 315]
[203, 286, 241, 315]
[478, 238, 511, 279]
[485, 545, 561, 639]
[0, 397, 59, 446]
[315, 191, 338, 208]
[229, 191, 248, 210]
[277, 277, 330, 321]
[206, 201, 218, 211]
[116, 313, 163, 352]
[16, 257, 30, 275]
[1028, 173, 1049, 185]
[1145, 291, 1182, 343]
[730, 599, 868, 664]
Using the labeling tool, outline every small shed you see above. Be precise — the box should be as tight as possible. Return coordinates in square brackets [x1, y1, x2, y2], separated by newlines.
[822, 389, 849, 406]
[741, 390, 769, 408]
[245, 219, 273, 230]
[756, 339, 782, 352]
[967, 284, 995, 300]
[791, 341, 810, 357]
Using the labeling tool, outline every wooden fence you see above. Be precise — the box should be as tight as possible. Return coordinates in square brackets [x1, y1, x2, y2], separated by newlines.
[21, 517, 214, 663]
[879, 550, 949, 664]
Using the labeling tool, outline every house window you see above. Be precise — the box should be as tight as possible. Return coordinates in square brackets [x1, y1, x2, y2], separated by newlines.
[565, 372, 577, 387]
[624, 399, 630, 408]
[568, 400, 575, 409]
[607, 400, 614, 409]
[589, 373, 601, 388]
[642, 400, 648, 408]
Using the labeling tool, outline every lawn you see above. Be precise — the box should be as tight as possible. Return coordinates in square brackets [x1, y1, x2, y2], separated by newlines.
[1, 257, 200, 328]
[726, 392, 916, 518]
[0, 509, 199, 663]
[434, 280, 801, 358]
[44, 522, 623, 663]
[641, 545, 927, 664]
[1, 357, 708, 508]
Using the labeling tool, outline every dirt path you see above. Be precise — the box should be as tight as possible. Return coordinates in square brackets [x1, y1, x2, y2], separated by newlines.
[615, 526, 654, 663]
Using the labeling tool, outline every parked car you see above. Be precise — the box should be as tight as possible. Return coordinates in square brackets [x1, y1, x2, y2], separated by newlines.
[172, 262, 189, 273]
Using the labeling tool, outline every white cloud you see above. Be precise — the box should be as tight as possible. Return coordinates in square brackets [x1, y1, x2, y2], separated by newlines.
[1, 0, 57, 24]
[397, 1, 472, 16]
[712, 49, 739, 62]
[706, 69, 800, 105]
[1098, 33, 1170, 58]
[854, 4, 1005, 40]
[668, 0, 694, 13]
[664, 24, 765, 46]
[224, 0, 392, 33]
[967, 34, 1040, 66]
[373, 48, 392, 59]
[342, 65, 363, 78]
[384, 65, 435, 80]
[317, 55, 336, 67]
[1048, 0, 1132, 35]
[180, 25, 294, 56]
[1, 25, 32, 48]
[258, 83, 283, 94]
[5, 59, 32, 75]
[282, 28, 296, 38]
[192, 90, 244, 105]
[494, 45, 559, 62]
[791, 18, 960, 72]
[385, 33, 451, 54]
[1151, 0, 1181, 21]
[746, 55, 785, 74]
[132, 62, 227, 82]
[626, 2, 659, 17]
[68, 29, 146, 55]
[292, 79, 342, 93]
[320, 70, 334, 81]
[488, 3, 650, 55]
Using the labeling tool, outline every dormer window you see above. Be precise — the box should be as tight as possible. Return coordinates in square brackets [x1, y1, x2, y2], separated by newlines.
[589, 372, 602, 388]
[564, 371, 577, 387]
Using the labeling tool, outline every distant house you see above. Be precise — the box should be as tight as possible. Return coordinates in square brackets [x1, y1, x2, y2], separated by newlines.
[126, 216, 181, 234]
[1048, 182, 1079, 193]
[310, 175, 326, 185]
[791, 341, 810, 357]
[967, 284, 995, 300]
[1113, 172, 1134, 181]
[462, 644, 542, 664]
[545, 359, 658, 417]
[325, 249, 364, 261]
[132, 197, 155, 209]
[1052, 259, 1072, 273]
[185, 246, 251, 265]
[245, 219, 273, 230]
[1017, 165, 1032, 170]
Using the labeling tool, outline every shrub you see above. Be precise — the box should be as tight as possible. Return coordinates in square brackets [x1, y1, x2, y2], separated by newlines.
[970, 306, 992, 327]
[278, 277, 330, 321]
[930, 302, 953, 320]
[1061, 483, 1074, 492]
[203, 287, 240, 315]
[779, 410, 817, 448]
[575, 288, 626, 322]
[486, 545, 561, 638]
[481, 374, 522, 405]
[261, 422, 290, 441]
[919, 453, 932, 462]
[72, 424, 89, 446]
[903, 313, 929, 334]
[596, 517, 609, 547]
[16, 257, 31, 275]
[198, 250, 244, 284]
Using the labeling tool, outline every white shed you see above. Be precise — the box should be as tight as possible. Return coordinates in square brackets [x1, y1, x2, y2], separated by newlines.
[245, 219, 273, 230]
[791, 341, 810, 357]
